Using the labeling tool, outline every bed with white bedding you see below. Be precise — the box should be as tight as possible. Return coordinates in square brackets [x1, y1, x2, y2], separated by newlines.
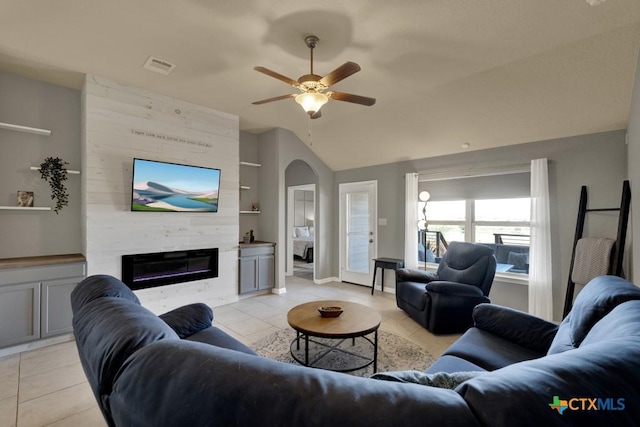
[292, 226, 314, 262]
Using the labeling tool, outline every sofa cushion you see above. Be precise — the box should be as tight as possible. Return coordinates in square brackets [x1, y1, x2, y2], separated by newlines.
[109, 340, 480, 427]
[371, 370, 485, 389]
[186, 327, 257, 355]
[426, 355, 487, 374]
[546, 317, 574, 355]
[442, 328, 543, 371]
[73, 297, 179, 405]
[581, 300, 640, 346]
[71, 274, 140, 313]
[472, 304, 558, 354]
[567, 275, 640, 346]
[507, 252, 528, 271]
[457, 339, 640, 426]
[159, 303, 213, 338]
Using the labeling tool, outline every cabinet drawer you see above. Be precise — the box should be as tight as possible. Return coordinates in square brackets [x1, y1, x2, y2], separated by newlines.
[0, 262, 86, 286]
[239, 246, 274, 257]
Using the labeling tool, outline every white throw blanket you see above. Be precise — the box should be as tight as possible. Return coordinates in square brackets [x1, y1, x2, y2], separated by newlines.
[571, 237, 615, 285]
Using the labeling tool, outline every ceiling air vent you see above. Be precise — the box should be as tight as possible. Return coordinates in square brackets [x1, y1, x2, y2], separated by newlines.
[143, 56, 176, 75]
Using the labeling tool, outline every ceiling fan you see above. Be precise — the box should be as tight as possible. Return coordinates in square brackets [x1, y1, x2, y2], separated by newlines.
[252, 35, 376, 119]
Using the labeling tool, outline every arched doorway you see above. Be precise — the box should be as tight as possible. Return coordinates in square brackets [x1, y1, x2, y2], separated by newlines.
[285, 160, 317, 281]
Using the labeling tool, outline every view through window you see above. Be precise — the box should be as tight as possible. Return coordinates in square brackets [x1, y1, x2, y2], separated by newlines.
[419, 198, 530, 275]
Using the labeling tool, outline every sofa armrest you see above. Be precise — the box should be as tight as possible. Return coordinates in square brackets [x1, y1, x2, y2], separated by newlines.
[426, 281, 485, 298]
[159, 303, 213, 339]
[396, 268, 439, 284]
[472, 304, 558, 354]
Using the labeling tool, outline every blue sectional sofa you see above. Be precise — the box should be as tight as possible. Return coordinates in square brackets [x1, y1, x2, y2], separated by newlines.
[71, 274, 640, 426]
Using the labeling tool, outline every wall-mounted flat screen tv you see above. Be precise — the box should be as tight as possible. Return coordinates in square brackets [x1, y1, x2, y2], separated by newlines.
[131, 158, 221, 212]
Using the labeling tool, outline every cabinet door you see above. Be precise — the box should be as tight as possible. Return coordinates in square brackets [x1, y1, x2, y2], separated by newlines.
[0, 282, 40, 347]
[41, 277, 81, 337]
[258, 255, 275, 290]
[239, 256, 258, 294]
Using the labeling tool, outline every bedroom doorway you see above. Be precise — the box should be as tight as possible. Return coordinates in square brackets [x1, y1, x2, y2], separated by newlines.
[286, 184, 315, 281]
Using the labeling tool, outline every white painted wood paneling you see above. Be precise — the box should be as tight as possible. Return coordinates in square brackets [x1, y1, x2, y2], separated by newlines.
[82, 75, 240, 311]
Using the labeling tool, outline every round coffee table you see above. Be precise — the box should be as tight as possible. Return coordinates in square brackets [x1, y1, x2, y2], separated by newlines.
[287, 300, 381, 373]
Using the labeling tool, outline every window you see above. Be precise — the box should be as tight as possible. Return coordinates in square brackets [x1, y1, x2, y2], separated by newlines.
[419, 198, 531, 275]
[474, 198, 530, 244]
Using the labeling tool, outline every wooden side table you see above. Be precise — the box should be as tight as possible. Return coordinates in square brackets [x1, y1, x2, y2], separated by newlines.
[371, 257, 405, 295]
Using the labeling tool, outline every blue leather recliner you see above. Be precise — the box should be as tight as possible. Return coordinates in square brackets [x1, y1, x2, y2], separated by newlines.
[396, 241, 497, 334]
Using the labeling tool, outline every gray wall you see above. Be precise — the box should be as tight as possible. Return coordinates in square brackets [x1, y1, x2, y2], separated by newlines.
[335, 130, 628, 320]
[628, 47, 640, 283]
[0, 72, 81, 258]
[257, 128, 334, 286]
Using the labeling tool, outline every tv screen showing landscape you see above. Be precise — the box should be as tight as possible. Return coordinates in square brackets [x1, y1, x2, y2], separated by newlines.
[131, 158, 221, 212]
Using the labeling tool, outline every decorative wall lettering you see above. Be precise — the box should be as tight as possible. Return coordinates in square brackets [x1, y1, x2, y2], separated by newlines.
[130, 129, 212, 148]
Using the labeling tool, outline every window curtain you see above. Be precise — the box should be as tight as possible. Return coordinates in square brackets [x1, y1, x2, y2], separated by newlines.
[404, 173, 419, 269]
[529, 158, 553, 321]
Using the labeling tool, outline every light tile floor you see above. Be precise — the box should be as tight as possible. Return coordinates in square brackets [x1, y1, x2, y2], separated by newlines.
[0, 276, 460, 427]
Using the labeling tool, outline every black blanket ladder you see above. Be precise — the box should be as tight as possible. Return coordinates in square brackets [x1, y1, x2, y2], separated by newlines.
[563, 180, 631, 318]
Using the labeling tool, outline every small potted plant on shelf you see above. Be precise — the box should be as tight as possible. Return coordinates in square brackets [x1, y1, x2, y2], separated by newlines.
[39, 157, 69, 214]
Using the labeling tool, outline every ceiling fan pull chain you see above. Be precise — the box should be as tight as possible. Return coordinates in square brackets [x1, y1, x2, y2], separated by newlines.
[308, 115, 313, 146]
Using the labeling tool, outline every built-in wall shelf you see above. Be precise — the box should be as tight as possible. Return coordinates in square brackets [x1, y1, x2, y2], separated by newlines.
[239, 161, 261, 167]
[30, 167, 80, 175]
[240, 185, 251, 190]
[0, 206, 51, 211]
[240, 210, 261, 214]
[0, 122, 51, 136]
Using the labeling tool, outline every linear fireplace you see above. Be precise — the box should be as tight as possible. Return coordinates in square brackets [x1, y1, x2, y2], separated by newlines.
[122, 248, 219, 290]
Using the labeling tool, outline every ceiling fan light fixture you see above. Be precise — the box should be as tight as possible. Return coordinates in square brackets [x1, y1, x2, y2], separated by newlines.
[295, 92, 329, 115]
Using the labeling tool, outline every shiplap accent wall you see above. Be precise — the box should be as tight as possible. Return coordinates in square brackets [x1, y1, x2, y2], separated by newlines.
[82, 75, 240, 313]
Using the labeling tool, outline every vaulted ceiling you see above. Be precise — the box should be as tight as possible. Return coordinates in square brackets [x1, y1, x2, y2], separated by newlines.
[1, 0, 639, 170]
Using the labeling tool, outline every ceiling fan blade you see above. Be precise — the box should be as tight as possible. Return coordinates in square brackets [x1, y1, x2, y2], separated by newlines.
[320, 62, 361, 87]
[329, 91, 376, 106]
[254, 66, 300, 87]
[252, 94, 295, 105]
[310, 110, 322, 119]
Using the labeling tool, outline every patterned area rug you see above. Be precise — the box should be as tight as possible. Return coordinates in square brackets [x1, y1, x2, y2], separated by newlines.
[251, 329, 435, 377]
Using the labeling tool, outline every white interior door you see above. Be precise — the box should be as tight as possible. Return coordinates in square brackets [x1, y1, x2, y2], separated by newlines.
[339, 181, 377, 285]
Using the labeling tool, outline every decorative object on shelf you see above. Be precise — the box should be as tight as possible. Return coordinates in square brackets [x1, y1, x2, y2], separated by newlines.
[250, 229, 255, 243]
[252, 202, 260, 212]
[318, 306, 343, 318]
[243, 233, 251, 244]
[39, 157, 69, 214]
[16, 191, 34, 207]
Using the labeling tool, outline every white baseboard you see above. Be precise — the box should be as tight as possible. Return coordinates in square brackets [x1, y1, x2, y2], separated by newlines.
[314, 276, 339, 284]
[271, 287, 287, 295]
[0, 333, 75, 358]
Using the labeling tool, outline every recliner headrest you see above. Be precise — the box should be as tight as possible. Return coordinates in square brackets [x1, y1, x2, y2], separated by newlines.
[441, 242, 494, 270]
